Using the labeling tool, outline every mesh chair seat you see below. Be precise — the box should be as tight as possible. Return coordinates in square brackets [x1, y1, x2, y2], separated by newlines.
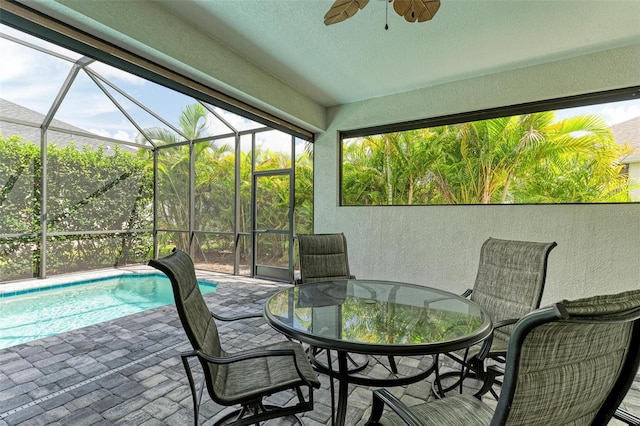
[368, 289, 640, 426]
[216, 340, 319, 403]
[376, 394, 493, 426]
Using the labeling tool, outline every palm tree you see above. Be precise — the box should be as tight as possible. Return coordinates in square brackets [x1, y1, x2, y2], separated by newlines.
[140, 103, 313, 267]
[294, 151, 314, 234]
[138, 103, 233, 252]
[342, 138, 387, 205]
[342, 111, 633, 205]
[512, 114, 633, 202]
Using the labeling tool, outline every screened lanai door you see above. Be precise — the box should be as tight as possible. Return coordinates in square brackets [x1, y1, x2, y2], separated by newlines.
[252, 170, 294, 281]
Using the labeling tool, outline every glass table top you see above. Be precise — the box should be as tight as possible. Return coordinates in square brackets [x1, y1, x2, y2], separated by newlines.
[264, 280, 492, 355]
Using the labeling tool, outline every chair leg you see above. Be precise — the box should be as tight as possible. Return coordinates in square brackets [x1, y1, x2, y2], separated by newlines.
[432, 354, 444, 398]
[388, 356, 398, 374]
[213, 402, 305, 426]
[431, 352, 473, 398]
[327, 349, 336, 426]
[365, 390, 385, 426]
[182, 355, 203, 426]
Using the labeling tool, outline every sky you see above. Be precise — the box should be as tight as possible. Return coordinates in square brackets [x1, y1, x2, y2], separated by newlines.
[0, 24, 302, 154]
[1, 23, 639, 150]
[554, 100, 640, 126]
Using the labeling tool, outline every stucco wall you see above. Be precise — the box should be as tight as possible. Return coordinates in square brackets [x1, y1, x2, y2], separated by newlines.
[315, 44, 640, 305]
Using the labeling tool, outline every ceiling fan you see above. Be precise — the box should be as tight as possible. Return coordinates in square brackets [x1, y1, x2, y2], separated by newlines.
[324, 0, 441, 26]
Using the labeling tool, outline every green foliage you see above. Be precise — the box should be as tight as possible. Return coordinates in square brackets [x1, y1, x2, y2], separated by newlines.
[295, 149, 314, 234]
[267, 289, 484, 345]
[0, 135, 153, 280]
[342, 112, 633, 205]
[149, 104, 312, 266]
[1, 103, 312, 280]
[3, 102, 631, 280]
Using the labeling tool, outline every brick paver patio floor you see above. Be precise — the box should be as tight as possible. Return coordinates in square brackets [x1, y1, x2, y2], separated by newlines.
[1, 269, 638, 425]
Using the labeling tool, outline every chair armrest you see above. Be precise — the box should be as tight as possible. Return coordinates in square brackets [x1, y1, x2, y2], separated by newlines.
[493, 318, 518, 329]
[295, 275, 354, 285]
[211, 311, 262, 321]
[193, 347, 295, 365]
[184, 346, 320, 389]
[475, 333, 494, 361]
[475, 318, 518, 361]
[473, 365, 504, 398]
[367, 388, 424, 426]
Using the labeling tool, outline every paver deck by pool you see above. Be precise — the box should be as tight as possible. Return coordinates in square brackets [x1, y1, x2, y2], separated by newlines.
[0, 269, 637, 425]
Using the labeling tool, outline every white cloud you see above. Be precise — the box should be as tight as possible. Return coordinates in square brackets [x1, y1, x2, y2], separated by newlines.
[256, 129, 291, 152]
[0, 38, 38, 82]
[113, 130, 133, 141]
[88, 128, 134, 142]
[600, 103, 640, 126]
[203, 108, 297, 153]
[1, 23, 145, 135]
[90, 62, 147, 86]
[0, 37, 75, 114]
[206, 107, 262, 133]
[88, 128, 111, 138]
[554, 99, 640, 126]
[204, 112, 231, 135]
[1, 25, 81, 63]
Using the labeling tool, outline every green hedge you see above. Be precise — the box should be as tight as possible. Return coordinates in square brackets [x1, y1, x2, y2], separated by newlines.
[0, 135, 153, 280]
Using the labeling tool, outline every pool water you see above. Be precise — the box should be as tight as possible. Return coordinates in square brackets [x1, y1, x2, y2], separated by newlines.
[0, 273, 216, 349]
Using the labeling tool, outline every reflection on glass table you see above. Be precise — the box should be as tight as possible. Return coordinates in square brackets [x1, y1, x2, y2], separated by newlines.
[264, 279, 492, 426]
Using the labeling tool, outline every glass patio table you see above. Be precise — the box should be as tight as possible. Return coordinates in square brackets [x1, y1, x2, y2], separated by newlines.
[263, 279, 492, 426]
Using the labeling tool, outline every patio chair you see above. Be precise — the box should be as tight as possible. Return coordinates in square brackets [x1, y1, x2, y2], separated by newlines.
[297, 232, 399, 374]
[149, 248, 320, 426]
[297, 232, 356, 284]
[434, 237, 557, 397]
[366, 289, 640, 426]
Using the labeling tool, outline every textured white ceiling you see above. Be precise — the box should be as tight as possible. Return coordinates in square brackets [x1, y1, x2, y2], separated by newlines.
[156, 0, 640, 107]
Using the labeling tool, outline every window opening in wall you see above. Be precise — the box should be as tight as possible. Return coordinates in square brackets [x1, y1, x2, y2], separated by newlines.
[341, 92, 640, 205]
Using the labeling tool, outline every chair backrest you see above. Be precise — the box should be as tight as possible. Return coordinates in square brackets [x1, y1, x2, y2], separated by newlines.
[148, 249, 224, 378]
[297, 233, 353, 284]
[471, 237, 557, 341]
[493, 289, 640, 426]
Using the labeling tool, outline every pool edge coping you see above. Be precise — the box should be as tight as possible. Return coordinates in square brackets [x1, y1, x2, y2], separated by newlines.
[0, 267, 217, 298]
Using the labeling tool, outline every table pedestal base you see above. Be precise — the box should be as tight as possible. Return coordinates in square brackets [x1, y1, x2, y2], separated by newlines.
[325, 351, 436, 426]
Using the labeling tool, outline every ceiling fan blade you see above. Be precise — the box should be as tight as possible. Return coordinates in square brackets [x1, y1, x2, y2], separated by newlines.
[393, 0, 440, 23]
[324, 0, 370, 25]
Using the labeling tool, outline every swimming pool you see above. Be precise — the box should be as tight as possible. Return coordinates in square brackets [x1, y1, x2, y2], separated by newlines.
[0, 273, 216, 349]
